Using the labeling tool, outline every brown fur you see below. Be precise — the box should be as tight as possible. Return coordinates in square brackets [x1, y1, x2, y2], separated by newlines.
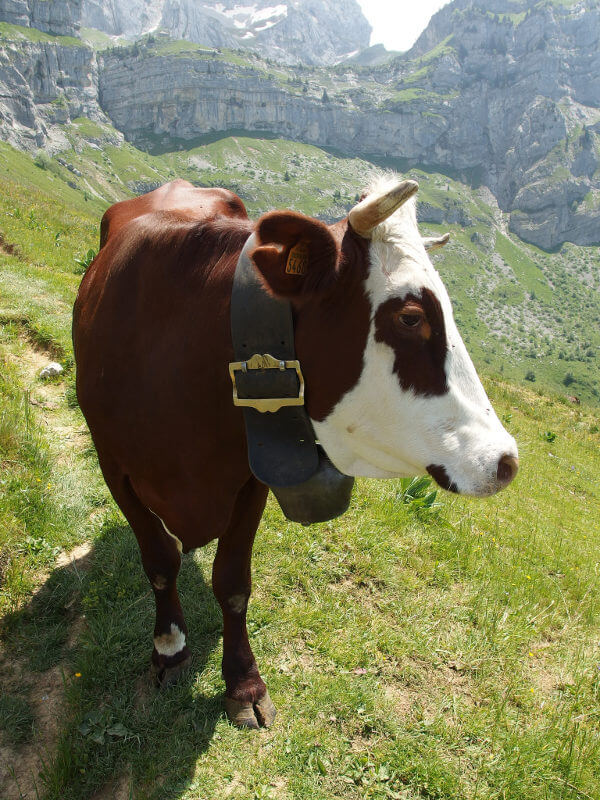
[99, 180, 247, 248]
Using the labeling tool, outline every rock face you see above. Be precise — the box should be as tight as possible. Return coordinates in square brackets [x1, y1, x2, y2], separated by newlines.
[79, 0, 372, 66]
[98, 48, 405, 152]
[402, 0, 600, 248]
[0, 0, 81, 37]
[80, 0, 163, 38]
[0, 0, 599, 250]
[0, 35, 104, 151]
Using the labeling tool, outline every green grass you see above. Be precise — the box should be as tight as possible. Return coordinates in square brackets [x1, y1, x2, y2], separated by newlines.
[0, 693, 35, 744]
[0, 21, 84, 47]
[149, 38, 214, 57]
[0, 133, 600, 800]
[416, 36, 456, 64]
[79, 27, 128, 50]
[0, 320, 109, 614]
[0, 142, 101, 355]
[70, 116, 115, 140]
[495, 232, 554, 303]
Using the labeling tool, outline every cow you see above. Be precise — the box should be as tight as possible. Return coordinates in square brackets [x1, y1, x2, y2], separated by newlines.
[72, 176, 518, 729]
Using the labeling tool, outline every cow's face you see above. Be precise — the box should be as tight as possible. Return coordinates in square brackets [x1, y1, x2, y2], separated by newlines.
[251, 176, 518, 497]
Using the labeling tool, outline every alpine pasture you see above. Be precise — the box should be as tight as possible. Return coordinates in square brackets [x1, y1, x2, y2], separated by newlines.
[1, 141, 600, 800]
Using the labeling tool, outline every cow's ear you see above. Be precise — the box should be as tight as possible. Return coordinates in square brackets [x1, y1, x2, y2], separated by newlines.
[251, 211, 339, 300]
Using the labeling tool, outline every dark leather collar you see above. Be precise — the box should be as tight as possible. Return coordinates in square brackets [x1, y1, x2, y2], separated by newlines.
[229, 232, 354, 524]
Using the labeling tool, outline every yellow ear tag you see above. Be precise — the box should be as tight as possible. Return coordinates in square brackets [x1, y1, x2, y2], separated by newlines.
[285, 240, 309, 276]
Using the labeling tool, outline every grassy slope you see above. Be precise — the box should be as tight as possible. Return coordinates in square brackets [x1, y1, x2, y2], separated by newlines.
[0, 135, 599, 800]
[0, 21, 84, 47]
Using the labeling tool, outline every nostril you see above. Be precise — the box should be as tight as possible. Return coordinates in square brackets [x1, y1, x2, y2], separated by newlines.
[497, 454, 519, 485]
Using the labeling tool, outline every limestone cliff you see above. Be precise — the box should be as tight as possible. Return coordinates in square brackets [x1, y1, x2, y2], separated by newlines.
[95, 0, 600, 248]
[403, 0, 600, 248]
[0, 0, 81, 37]
[0, 29, 104, 151]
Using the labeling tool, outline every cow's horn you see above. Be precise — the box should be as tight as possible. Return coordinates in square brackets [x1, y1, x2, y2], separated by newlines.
[348, 180, 419, 239]
[423, 233, 450, 251]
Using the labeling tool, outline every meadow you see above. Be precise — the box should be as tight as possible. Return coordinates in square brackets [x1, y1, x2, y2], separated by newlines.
[1, 141, 600, 800]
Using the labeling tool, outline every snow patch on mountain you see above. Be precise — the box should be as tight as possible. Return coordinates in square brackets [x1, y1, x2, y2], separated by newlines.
[211, 3, 288, 36]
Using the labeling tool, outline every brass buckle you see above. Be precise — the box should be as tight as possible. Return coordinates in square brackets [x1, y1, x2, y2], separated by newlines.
[229, 353, 305, 413]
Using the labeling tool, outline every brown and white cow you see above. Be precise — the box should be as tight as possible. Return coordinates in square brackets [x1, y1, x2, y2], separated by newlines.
[73, 176, 518, 729]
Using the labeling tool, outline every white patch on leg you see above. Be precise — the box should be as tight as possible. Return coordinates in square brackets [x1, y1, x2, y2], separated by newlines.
[227, 593, 248, 614]
[154, 623, 186, 657]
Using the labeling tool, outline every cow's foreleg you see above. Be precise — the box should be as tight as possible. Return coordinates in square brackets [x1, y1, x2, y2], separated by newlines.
[144, 522, 191, 687]
[212, 476, 275, 729]
[104, 471, 191, 686]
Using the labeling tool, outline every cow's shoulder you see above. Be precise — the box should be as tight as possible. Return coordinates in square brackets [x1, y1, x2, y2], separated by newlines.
[100, 181, 248, 249]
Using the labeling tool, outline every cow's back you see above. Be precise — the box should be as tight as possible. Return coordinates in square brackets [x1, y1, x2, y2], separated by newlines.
[99, 180, 248, 249]
[73, 184, 255, 547]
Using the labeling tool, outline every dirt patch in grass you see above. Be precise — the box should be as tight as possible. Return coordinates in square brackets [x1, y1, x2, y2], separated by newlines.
[0, 330, 96, 798]
[0, 660, 66, 800]
[55, 542, 93, 572]
[526, 639, 573, 697]
[0, 313, 65, 360]
[0, 543, 93, 800]
[6, 334, 89, 459]
[0, 233, 20, 257]
[6, 334, 62, 390]
[381, 658, 477, 724]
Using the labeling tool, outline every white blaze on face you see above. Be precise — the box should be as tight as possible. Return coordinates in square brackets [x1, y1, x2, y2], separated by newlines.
[312, 177, 518, 497]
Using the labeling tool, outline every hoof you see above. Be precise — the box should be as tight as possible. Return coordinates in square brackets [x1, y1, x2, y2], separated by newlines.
[154, 653, 191, 687]
[225, 690, 277, 729]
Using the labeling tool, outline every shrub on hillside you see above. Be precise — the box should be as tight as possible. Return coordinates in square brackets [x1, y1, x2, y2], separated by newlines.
[34, 151, 52, 170]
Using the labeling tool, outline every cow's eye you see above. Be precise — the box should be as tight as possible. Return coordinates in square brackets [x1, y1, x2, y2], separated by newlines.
[399, 313, 421, 327]
[394, 307, 424, 329]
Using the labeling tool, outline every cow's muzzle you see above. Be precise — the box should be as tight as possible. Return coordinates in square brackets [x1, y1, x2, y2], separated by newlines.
[427, 452, 519, 497]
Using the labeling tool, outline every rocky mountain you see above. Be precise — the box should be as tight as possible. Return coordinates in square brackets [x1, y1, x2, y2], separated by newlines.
[0, 0, 599, 249]
[0, 28, 102, 152]
[0, 0, 81, 37]
[79, 0, 372, 65]
[403, 0, 600, 248]
[80, 0, 162, 39]
[343, 43, 399, 66]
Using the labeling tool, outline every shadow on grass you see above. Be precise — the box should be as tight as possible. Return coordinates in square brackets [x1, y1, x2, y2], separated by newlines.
[1, 518, 224, 800]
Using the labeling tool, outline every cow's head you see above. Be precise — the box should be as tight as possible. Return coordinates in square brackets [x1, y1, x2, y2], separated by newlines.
[250, 175, 518, 497]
